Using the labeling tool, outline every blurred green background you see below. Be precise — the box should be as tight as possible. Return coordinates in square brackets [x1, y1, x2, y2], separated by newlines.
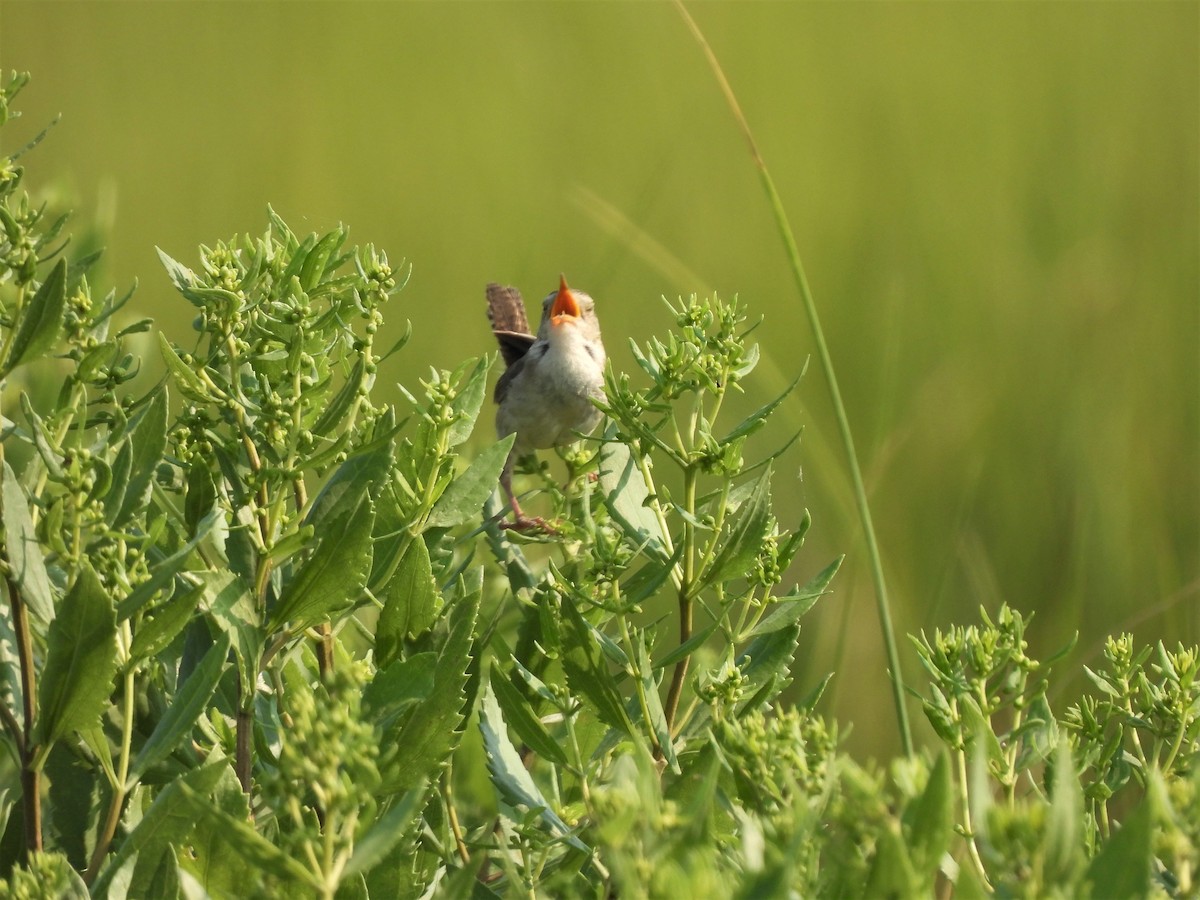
[3, 2, 1196, 759]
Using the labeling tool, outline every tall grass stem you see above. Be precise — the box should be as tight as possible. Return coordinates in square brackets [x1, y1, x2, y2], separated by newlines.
[675, 0, 914, 755]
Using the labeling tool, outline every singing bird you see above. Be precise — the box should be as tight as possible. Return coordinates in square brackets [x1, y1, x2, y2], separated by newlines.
[487, 276, 606, 531]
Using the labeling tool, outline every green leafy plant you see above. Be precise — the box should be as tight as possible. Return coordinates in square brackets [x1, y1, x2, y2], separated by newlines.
[0, 70, 1196, 900]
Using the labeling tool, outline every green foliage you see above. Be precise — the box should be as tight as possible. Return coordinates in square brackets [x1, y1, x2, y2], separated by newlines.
[0, 72, 1196, 899]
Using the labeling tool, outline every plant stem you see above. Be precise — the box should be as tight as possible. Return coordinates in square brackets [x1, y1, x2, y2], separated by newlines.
[663, 468, 698, 733]
[85, 667, 136, 884]
[236, 670, 253, 793]
[955, 741, 991, 890]
[6, 575, 42, 856]
[674, 0, 913, 756]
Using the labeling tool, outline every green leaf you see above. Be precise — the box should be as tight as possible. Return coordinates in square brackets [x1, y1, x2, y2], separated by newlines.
[342, 781, 429, 879]
[174, 782, 319, 889]
[703, 466, 773, 588]
[115, 388, 168, 527]
[479, 680, 588, 852]
[489, 666, 568, 767]
[128, 582, 203, 663]
[426, 434, 515, 529]
[1084, 770, 1161, 899]
[2, 459, 55, 623]
[654, 620, 719, 670]
[157, 332, 212, 404]
[363, 652, 436, 731]
[20, 392, 64, 480]
[863, 821, 918, 898]
[102, 439, 132, 526]
[1044, 735, 1086, 885]
[45, 742, 105, 870]
[90, 759, 229, 897]
[268, 493, 374, 633]
[633, 633, 678, 773]
[742, 555, 840, 639]
[2, 257, 66, 377]
[560, 596, 636, 737]
[446, 356, 490, 448]
[137, 844, 181, 900]
[375, 536, 440, 668]
[128, 633, 230, 786]
[599, 439, 670, 562]
[36, 564, 118, 751]
[116, 508, 219, 621]
[720, 371, 803, 444]
[735, 622, 800, 710]
[184, 459, 217, 534]
[298, 227, 343, 292]
[382, 574, 481, 794]
[305, 433, 395, 531]
[197, 569, 260, 692]
[901, 751, 954, 880]
[310, 357, 364, 438]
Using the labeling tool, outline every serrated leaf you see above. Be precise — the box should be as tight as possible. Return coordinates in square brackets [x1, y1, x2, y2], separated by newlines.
[426, 434, 515, 529]
[479, 681, 588, 852]
[703, 466, 773, 588]
[36, 563, 118, 750]
[115, 388, 168, 527]
[2, 257, 66, 377]
[376, 536, 440, 667]
[2, 459, 55, 623]
[128, 632, 230, 786]
[382, 577, 481, 794]
[489, 666, 568, 766]
[268, 493, 374, 633]
[735, 623, 800, 710]
[599, 439, 670, 562]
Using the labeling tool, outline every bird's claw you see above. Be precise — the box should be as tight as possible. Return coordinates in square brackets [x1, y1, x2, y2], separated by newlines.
[500, 515, 559, 535]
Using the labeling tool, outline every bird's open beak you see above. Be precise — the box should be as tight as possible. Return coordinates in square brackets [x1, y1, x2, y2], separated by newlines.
[550, 274, 581, 322]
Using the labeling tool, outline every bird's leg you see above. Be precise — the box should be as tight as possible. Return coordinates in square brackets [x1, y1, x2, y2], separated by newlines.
[499, 451, 555, 534]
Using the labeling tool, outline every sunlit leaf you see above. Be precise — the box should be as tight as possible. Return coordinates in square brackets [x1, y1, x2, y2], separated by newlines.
[2, 459, 55, 623]
[479, 681, 588, 852]
[2, 257, 66, 377]
[426, 434, 515, 528]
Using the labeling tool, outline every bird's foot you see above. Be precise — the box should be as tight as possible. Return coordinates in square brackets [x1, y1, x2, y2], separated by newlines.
[500, 515, 558, 535]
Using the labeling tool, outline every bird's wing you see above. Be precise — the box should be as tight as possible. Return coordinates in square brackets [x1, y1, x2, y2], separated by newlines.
[493, 352, 524, 405]
[493, 329, 537, 369]
[487, 284, 534, 367]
